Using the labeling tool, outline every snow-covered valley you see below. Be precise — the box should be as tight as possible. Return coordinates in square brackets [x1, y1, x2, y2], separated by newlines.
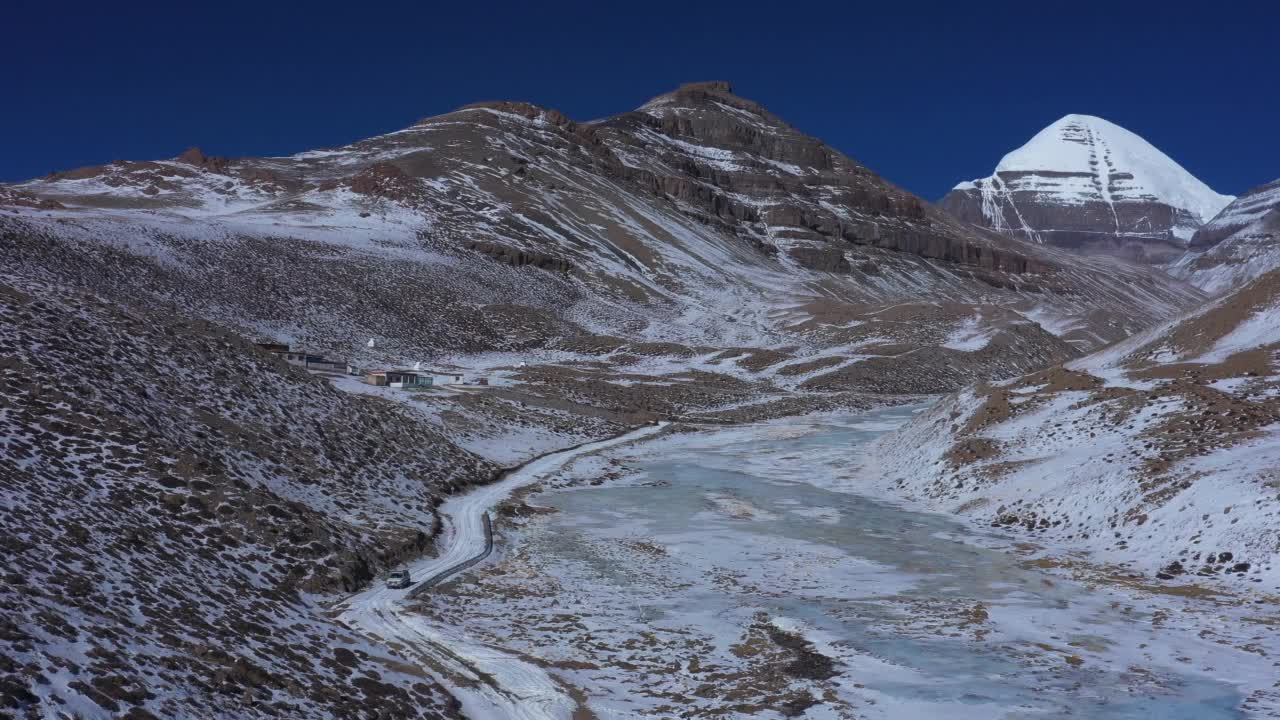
[389, 406, 1277, 718]
[2, 77, 1277, 720]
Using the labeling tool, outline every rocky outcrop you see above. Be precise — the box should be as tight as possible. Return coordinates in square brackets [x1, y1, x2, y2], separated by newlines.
[944, 184, 1194, 263]
[1189, 179, 1280, 250]
[343, 161, 426, 203]
[586, 82, 1058, 279]
[788, 246, 851, 273]
[466, 240, 573, 272]
[175, 146, 231, 173]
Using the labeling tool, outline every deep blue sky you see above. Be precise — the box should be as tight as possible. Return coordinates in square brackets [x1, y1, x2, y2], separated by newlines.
[5, 1, 1277, 200]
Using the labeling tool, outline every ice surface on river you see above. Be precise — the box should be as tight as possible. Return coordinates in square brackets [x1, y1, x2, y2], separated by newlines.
[417, 405, 1275, 718]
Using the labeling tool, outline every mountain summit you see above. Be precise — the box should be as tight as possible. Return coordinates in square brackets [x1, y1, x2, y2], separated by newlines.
[942, 114, 1233, 263]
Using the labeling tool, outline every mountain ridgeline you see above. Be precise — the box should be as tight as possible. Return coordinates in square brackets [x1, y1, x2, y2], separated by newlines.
[3, 83, 1202, 385]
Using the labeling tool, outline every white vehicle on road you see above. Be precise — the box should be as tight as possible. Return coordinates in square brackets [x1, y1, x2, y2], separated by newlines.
[385, 569, 411, 589]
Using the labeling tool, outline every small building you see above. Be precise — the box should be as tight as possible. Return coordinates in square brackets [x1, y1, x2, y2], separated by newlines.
[302, 355, 341, 371]
[364, 370, 395, 387]
[259, 343, 341, 371]
[391, 374, 433, 391]
[425, 371, 464, 386]
[364, 370, 433, 389]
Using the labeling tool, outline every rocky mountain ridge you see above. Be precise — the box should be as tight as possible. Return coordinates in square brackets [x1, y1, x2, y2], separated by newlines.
[0, 82, 1234, 719]
[3, 84, 1204, 390]
[1171, 178, 1280, 293]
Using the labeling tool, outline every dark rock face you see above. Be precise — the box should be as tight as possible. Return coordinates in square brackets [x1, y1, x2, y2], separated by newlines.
[589, 82, 1041, 278]
[345, 161, 429, 204]
[466, 240, 573, 272]
[787, 246, 851, 273]
[942, 185, 1192, 264]
[175, 146, 230, 173]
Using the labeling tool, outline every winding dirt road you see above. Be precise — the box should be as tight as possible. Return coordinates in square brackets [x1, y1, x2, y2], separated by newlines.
[333, 423, 667, 720]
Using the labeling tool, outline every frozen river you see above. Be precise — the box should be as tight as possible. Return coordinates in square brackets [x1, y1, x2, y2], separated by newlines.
[417, 405, 1272, 718]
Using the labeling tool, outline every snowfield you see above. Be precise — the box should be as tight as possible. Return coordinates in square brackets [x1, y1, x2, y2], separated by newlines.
[990, 114, 1232, 226]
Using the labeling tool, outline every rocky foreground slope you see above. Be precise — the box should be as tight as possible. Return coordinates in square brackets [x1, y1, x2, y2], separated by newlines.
[943, 114, 1232, 263]
[1170, 178, 1280, 294]
[872, 268, 1280, 590]
[0, 276, 509, 718]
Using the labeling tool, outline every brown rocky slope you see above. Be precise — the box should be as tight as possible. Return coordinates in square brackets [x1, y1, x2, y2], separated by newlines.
[0, 276, 499, 718]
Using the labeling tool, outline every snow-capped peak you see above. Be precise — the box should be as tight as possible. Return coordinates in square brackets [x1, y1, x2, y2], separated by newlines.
[942, 113, 1235, 257]
[991, 114, 1233, 224]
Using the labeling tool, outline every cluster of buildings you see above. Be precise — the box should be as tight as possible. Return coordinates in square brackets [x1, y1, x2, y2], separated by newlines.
[362, 369, 487, 390]
[255, 341, 488, 392]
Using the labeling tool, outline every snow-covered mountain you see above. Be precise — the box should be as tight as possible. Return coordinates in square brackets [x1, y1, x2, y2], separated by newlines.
[2, 85, 1204, 392]
[0, 82, 1219, 717]
[0, 82, 1251, 718]
[942, 114, 1233, 263]
[1170, 179, 1280, 294]
[873, 266, 1280, 589]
